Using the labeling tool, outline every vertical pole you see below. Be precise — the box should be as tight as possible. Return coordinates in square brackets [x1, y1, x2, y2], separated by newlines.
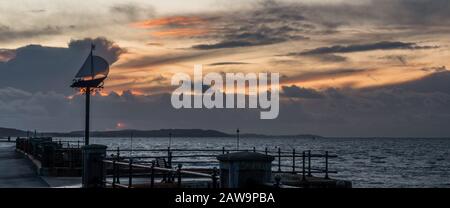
[222, 147, 225, 154]
[177, 164, 182, 188]
[302, 151, 306, 181]
[292, 149, 296, 173]
[169, 132, 172, 149]
[150, 161, 155, 188]
[168, 147, 172, 168]
[308, 150, 312, 177]
[128, 159, 133, 188]
[112, 160, 116, 188]
[85, 87, 90, 146]
[278, 147, 281, 172]
[236, 128, 240, 150]
[265, 147, 268, 155]
[325, 151, 329, 179]
[212, 167, 218, 188]
[253, 147, 256, 152]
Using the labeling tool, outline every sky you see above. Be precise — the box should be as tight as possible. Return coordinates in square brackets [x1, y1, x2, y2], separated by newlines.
[1, 0, 450, 137]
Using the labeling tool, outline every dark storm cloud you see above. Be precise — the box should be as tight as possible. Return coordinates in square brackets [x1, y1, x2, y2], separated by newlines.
[192, 26, 308, 50]
[281, 85, 324, 99]
[2, 71, 450, 136]
[0, 37, 125, 94]
[189, 0, 450, 51]
[68, 37, 127, 64]
[116, 49, 230, 69]
[299, 41, 437, 55]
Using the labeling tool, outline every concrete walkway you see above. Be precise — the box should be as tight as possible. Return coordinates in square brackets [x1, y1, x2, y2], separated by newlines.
[0, 144, 49, 188]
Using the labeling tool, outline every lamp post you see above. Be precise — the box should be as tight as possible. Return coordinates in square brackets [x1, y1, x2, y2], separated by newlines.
[70, 43, 109, 146]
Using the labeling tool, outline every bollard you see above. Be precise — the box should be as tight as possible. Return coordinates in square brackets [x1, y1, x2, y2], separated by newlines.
[82, 144, 107, 188]
[217, 152, 274, 188]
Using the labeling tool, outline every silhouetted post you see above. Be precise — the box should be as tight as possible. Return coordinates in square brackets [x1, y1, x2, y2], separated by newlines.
[167, 147, 172, 168]
[278, 147, 281, 172]
[150, 161, 155, 188]
[169, 132, 172, 149]
[236, 129, 240, 150]
[112, 160, 117, 187]
[308, 150, 312, 177]
[325, 151, 329, 179]
[85, 87, 90, 145]
[7, 136, 10, 142]
[302, 151, 306, 181]
[292, 149, 296, 173]
[265, 147, 268, 155]
[222, 147, 225, 154]
[253, 147, 256, 152]
[128, 158, 133, 187]
[177, 164, 182, 188]
[212, 167, 218, 188]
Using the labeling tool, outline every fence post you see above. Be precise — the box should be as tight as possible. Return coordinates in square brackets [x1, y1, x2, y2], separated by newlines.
[278, 147, 281, 172]
[212, 167, 218, 188]
[292, 149, 296, 173]
[128, 158, 133, 188]
[112, 160, 116, 188]
[265, 147, 268, 155]
[150, 161, 155, 188]
[308, 150, 312, 177]
[177, 164, 182, 188]
[222, 147, 225, 154]
[253, 147, 256, 152]
[168, 147, 172, 168]
[325, 151, 329, 179]
[302, 151, 306, 181]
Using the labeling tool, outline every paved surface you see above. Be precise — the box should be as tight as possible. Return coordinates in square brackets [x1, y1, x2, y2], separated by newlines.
[0, 145, 49, 188]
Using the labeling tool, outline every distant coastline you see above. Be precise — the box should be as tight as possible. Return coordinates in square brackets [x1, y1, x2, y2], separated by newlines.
[0, 127, 322, 139]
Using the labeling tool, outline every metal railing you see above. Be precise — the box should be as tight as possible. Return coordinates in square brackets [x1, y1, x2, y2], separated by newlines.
[106, 147, 338, 181]
[103, 158, 219, 188]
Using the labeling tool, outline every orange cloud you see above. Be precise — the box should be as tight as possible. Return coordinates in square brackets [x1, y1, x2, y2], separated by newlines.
[151, 28, 208, 37]
[131, 16, 206, 29]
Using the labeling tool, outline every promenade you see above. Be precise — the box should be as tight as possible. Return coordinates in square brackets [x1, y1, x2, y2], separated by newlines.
[0, 144, 48, 188]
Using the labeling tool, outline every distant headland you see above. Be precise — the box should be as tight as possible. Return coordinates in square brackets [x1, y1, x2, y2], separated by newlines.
[0, 127, 322, 139]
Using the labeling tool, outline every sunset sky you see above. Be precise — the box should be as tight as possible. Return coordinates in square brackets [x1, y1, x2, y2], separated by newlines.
[1, 0, 450, 137]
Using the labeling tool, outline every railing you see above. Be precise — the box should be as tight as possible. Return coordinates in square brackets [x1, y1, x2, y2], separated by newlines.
[106, 147, 338, 181]
[103, 158, 219, 188]
[15, 137, 82, 170]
